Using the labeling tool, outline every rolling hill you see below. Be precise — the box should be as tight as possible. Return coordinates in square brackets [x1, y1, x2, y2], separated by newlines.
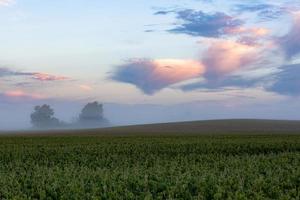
[99, 119, 300, 135]
[4, 119, 300, 136]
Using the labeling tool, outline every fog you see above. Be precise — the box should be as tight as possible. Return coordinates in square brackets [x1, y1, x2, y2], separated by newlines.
[1, 98, 300, 131]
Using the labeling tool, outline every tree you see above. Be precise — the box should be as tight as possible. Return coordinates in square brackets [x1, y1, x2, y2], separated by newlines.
[78, 101, 109, 127]
[30, 104, 61, 129]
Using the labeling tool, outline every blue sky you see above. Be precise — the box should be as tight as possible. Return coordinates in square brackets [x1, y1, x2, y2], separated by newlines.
[1, 0, 300, 128]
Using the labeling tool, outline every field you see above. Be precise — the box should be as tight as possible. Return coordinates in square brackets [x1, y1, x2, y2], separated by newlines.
[0, 131, 299, 199]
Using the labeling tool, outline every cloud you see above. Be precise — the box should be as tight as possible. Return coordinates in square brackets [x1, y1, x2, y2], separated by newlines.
[31, 73, 68, 81]
[155, 9, 270, 40]
[112, 7, 299, 97]
[237, 36, 262, 46]
[79, 84, 93, 91]
[180, 76, 258, 91]
[154, 10, 175, 15]
[202, 40, 260, 79]
[0, 67, 68, 81]
[233, 3, 286, 20]
[267, 64, 300, 96]
[0, 0, 14, 6]
[277, 12, 300, 60]
[224, 27, 269, 37]
[0, 68, 32, 77]
[166, 9, 243, 38]
[2, 90, 44, 100]
[111, 59, 205, 95]
[111, 39, 263, 95]
[181, 62, 300, 97]
[179, 39, 264, 91]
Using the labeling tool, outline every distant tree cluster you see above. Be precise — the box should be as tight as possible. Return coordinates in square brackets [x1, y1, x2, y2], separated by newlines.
[30, 101, 109, 129]
[78, 102, 109, 128]
[30, 105, 61, 128]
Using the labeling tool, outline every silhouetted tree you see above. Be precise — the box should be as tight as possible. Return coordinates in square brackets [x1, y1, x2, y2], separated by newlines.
[30, 104, 61, 129]
[78, 101, 109, 127]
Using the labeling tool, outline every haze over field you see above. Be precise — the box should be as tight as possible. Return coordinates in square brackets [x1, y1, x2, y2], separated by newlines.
[1, 0, 300, 129]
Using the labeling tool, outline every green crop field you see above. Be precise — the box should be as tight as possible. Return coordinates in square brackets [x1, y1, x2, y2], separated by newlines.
[0, 134, 299, 199]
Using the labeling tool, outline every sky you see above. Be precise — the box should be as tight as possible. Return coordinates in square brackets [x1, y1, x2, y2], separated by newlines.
[1, 0, 300, 129]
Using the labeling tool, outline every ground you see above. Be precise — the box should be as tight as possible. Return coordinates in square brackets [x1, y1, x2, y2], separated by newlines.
[0, 132, 299, 199]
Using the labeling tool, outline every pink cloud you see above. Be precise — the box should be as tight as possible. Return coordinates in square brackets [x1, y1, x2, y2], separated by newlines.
[224, 26, 270, 47]
[112, 59, 205, 94]
[112, 41, 262, 95]
[4, 90, 44, 99]
[32, 73, 68, 81]
[112, 37, 267, 95]
[202, 40, 259, 78]
[152, 59, 205, 83]
[0, 68, 69, 83]
[0, 0, 14, 6]
[225, 27, 269, 37]
[79, 84, 93, 91]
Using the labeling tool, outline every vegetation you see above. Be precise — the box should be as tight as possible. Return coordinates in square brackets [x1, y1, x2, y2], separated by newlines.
[30, 105, 61, 129]
[30, 101, 109, 129]
[77, 101, 110, 128]
[0, 134, 299, 199]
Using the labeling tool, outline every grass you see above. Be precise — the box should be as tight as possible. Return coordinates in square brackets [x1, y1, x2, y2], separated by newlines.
[0, 134, 299, 199]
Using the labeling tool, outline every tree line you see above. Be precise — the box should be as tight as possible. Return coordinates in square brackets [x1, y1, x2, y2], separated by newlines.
[30, 101, 109, 129]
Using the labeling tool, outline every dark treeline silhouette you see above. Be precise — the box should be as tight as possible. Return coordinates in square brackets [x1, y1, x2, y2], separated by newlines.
[30, 101, 110, 129]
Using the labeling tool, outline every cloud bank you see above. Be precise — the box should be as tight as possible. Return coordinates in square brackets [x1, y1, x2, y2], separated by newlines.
[112, 39, 262, 95]
[129, 6, 300, 96]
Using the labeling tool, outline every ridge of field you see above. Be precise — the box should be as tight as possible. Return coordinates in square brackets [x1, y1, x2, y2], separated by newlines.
[100, 119, 300, 135]
[3, 119, 300, 136]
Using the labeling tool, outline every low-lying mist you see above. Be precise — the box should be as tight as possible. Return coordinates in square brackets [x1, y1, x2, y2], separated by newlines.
[1, 98, 300, 131]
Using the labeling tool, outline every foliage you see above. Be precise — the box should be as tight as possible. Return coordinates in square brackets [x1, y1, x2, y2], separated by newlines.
[78, 101, 109, 128]
[30, 104, 61, 129]
[0, 135, 299, 199]
[80, 102, 103, 121]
